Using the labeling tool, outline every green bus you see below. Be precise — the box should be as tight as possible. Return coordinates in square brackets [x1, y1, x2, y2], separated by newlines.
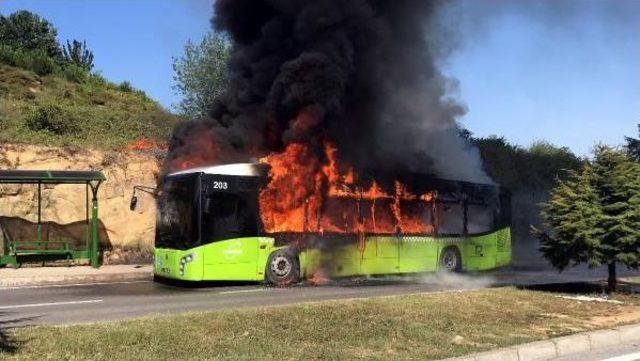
[152, 163, 511, 284]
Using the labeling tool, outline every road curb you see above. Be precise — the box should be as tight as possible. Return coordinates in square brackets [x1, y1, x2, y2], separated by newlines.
[0, 266, 153, 288]
[441, 323, 640, 361]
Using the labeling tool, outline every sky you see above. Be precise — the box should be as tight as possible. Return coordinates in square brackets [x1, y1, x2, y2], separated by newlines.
[1, 0, 638, 157]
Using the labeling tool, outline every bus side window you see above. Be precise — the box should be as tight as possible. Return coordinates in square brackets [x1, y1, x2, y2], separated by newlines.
[437, 202, 464, 236]
[466, 204, 494, 234]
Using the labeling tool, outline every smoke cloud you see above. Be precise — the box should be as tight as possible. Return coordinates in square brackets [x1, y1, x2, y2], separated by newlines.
[166, 0, 490, 183]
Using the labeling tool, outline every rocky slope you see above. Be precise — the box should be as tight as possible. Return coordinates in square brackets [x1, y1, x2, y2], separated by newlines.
[0, 143, 160, 251]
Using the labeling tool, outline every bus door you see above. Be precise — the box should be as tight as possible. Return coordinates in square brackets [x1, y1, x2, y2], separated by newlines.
[201, 187, 260, 280]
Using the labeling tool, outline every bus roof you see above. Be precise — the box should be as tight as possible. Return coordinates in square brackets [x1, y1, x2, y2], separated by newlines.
[168, 163, 267, 177]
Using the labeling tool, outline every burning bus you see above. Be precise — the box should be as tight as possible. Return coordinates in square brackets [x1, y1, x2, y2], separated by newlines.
[152, 160, 511, 285]
[151, 1, 511, 284]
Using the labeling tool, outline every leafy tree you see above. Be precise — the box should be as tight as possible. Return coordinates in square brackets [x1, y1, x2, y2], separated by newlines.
[62, 39, 94, 71]
[172, 31, 230, 119]
[472, 136, 583, 190]
[533, 145, 640, 292]
[626, 124, 639, 162]
[0, 10, 60, 58]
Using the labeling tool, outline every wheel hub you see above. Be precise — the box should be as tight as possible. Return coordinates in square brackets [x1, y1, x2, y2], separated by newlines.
[270, 256, 291, 277]
[443, 252, 457, 270]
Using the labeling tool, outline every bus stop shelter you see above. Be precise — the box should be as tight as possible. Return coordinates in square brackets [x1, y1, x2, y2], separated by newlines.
[0, 170, 105, 268]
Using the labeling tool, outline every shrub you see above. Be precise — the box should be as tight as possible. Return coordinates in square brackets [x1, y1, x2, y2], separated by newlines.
[118, 81, 133, 92]
[24, 49, 57, 75]
[60, 63, 88, 83]
[88, 72, 108, 87]
[26, 103, 79, 135]
[0, 45, 17, 64]
[0, 46, 58, 75]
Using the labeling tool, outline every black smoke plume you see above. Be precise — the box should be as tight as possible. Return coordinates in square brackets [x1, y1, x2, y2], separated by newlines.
[165, 0, 489, 183]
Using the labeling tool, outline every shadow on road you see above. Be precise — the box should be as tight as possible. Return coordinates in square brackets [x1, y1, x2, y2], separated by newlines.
[519, 279, 640, 295]
[517, 282, 607, 294]
[153, 275, 258, 289]
[0, 312, 37, 354]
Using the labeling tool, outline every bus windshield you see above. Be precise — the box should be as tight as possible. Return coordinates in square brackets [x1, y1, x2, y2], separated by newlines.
[155, 175, 199, 250]
[202, 190, 260, 242]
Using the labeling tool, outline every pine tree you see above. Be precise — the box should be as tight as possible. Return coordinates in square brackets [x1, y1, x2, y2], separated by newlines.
[62, 39, 94, 71]
[533, 145, 640, 292]
[626, 124, 639, 162]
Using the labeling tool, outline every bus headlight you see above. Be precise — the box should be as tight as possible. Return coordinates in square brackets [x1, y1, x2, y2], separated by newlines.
[179, 253, 196, 277]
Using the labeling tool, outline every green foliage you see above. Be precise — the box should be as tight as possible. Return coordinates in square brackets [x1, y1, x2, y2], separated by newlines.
[87, 72, 108, 87]
[60, 63, 88, 83]
[626, 124, 639, 162]
[25, 103, 79, 135]
[118, 81, 133, 92]
[534, 146, 640, 290]
[172, 31, 230, 119]
[472, 136, 583, 190]
[0, 64, 180, 149]
[0, 12, 96, 83]
[0, 10, 61, 58]
[0, 45, 59, 75]
[62, 39, 94, 71]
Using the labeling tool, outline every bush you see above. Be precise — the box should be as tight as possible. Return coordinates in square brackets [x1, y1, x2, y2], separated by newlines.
[0, 45, 17, 64]
[0, 46, 59, 75]
[88, 72, 108, 87]
[60, 63, 88, 83]
[118, 81, 133, 92]
[24, 49, 57, 75]
[26, 103, 79, 135]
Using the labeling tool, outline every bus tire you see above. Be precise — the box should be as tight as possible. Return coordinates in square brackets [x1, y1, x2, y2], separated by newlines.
[266, 249, 300, 286]
[440, 247, 462, 272]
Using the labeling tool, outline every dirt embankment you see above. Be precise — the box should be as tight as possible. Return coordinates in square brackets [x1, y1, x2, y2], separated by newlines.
[0, 143, 160, 251]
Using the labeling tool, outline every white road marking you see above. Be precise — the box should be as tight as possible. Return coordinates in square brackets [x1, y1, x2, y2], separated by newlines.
[219, 288, 270, 295]
[600, 352, 640, 361]
[0, 280, 152, 290]
[0, 299, 103, 310]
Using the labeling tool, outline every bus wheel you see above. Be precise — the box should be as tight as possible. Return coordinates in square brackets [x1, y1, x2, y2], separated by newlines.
[440, 247, 462, 272]
[266, 250, 300, 286]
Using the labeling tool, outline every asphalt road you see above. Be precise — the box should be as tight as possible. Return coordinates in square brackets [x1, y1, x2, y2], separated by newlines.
[553, 341, 640, 361]
[0, 266, 638, 327]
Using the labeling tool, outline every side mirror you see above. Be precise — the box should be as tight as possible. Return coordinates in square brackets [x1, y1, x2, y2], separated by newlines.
[129, 195, 138, 211]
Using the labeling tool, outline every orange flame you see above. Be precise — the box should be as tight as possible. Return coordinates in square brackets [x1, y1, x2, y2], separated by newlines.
[169, 132, 222, 172]
[124, 138, 167, 152]
[259, 141, 437, 239]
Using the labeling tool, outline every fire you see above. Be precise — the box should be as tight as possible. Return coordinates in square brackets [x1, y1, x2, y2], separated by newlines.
[124, 138, 167, 152]
[307, 269, 330, 286]
[169, 131, 222, 171]
[258, 140, 438, 242]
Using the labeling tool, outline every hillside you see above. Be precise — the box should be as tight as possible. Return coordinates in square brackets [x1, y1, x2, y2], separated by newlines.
[0, 63, 179, 149]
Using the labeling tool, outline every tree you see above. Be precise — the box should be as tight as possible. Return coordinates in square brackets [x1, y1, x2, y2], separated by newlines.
[62, 39, 94, 71]
[533, 145, 640, 292]
[626, 124, 639, 162]
[0, 10, 60, 58]
[472, 136, 582, 191]
[172, 31, 230, 119]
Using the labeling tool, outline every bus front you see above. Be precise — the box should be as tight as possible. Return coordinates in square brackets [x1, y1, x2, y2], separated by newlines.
[153, 164, 267, 282]
[154, 172, 204, 281]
